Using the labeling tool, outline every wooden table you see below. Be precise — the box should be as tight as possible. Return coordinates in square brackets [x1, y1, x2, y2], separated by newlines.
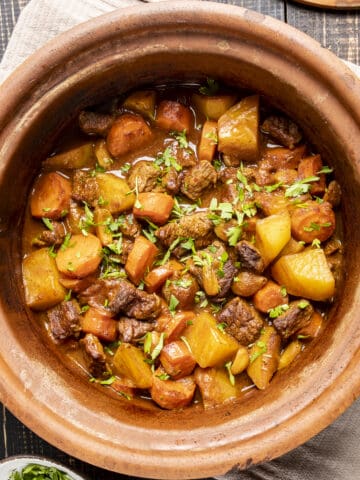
[0, 1, 359, 479]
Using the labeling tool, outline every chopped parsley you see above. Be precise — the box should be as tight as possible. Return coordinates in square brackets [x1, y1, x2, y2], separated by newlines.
[9, 463, 73, 480]
[312, 238, 321, 248]
[303, 221, 332, 232]
[225, 361, 235, 386]
[155, 146, 182, 172]
[42, 217, 54, 231]
[217, 322, 227, 333]
[169, 294, 180, 315]
[156, 372, 170, 381]
[249, 340, 268, 364]
[298, 300, 310, 309]
[264, 182, 283, 193]
[199, 77, 219, 96]
[205, 130, 218, 144]
[317, 165, 333, 174]
[170, 129, 189, 149]
[268, 304, 290, 319]
[285, 176, 320, 198]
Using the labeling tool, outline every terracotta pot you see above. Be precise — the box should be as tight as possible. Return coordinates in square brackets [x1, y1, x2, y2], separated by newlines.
[0, 2, 360, 478]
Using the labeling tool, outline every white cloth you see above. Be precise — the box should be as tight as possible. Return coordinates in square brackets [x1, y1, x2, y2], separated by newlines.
[1, 2, 360, 479]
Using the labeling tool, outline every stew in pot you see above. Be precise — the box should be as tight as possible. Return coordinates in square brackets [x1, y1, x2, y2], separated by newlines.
[21, 80, 343, 409]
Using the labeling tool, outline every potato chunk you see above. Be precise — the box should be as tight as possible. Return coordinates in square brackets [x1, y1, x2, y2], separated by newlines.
[256, 211, 291, 265]
[43, 143, 95, 169]
[194, 366, 245, 408]
[271, 248, 335, 301]
[218, 95, 259, 162]
[183, 312, 238, 368]
[30, 172, 71, 220]
[23, 248, 66, 310]
[113, 343, 153, 389]
[123, 90, 156, 119]
[96, 173, 135, 214]
[247, 325, 281, 390]
[192, 93, 237, 120]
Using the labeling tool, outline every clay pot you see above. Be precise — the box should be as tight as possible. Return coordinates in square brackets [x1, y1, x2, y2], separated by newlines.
[0, 2, 360, 478]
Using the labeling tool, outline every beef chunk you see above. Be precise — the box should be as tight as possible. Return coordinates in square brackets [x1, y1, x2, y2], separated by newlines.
[48, 299, 81, 341]
[81, 333, 108, 377]
[218, 297, 263, 345]
[79, 110, 115, 136]
[118, 317, 155, 343]
[189, 241, 237, 302]
[261, 115, 302, 149]
[323, 180, 341, 208]
[127, 160, 160, 193]
[119, 213, 142, 238]
[79, 278, 161, 320]
[32, 221, 66, 247]
[72, 170, 99, 206]
[273, 299, 313, 339]
[162, 273, 199, 309]
[125, 289, 162, 320]
[161, 167, 181, 195]
[155, 212, 214, 252]
[180, 160, 217, 201]
[236, 240, 265, 273]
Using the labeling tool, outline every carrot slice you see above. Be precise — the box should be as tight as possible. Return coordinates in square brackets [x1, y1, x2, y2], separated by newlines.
[253, 280, 289, 313]
[133, 192, 174, 225]
[125, 235, 158, 285]
[81, 307, 118, 342]
[30, 172, 71, 220]
[55, 233, 102, 278]
[144, 265, 173, 293]
[198, 120, 218, 161]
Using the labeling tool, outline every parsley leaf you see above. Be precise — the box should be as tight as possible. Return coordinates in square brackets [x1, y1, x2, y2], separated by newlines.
[155, 147, 182, 172]
[170, 129, 188, 149]
[42, 217, 54, 231]
[199, 77, 219, 96]
[268, 304, 290, 319]
[285, 176, 320, 198]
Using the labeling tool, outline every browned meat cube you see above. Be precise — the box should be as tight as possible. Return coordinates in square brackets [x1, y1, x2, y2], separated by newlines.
[323, 180, 341, 208]
[261, 115, 302, 149]
[160, 341, 196, 379]
[72, 170, 99, 206]
[118, 317, 155, 343]
[107, 113, 153, 158]
[32, 221, 66, 247]
[81, 333, 108, 377]
[155, 212, 214, 252]
[231, 271, 267, 297]
[189, 241, 237, 302]
[48, 299, 81, 341]
[273, 299, 313, 339]
[127, 160, 160, 193]
[236, 240, 265, 273]
[79, 110, 115, 136]
[180, 160, 217, 201]
[218, 297, 263, 346]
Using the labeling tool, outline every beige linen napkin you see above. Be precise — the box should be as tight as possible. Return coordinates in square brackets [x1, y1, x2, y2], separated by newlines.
[1, 2, 360, 479]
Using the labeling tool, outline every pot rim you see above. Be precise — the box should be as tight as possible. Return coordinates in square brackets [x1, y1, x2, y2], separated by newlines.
[1, 2, 360, 478]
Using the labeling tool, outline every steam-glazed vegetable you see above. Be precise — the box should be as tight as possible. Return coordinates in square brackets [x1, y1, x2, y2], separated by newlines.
[22, 80, 343, 410]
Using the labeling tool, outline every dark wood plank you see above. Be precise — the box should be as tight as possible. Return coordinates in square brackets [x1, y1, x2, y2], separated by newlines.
[286, 1, 360, 63]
